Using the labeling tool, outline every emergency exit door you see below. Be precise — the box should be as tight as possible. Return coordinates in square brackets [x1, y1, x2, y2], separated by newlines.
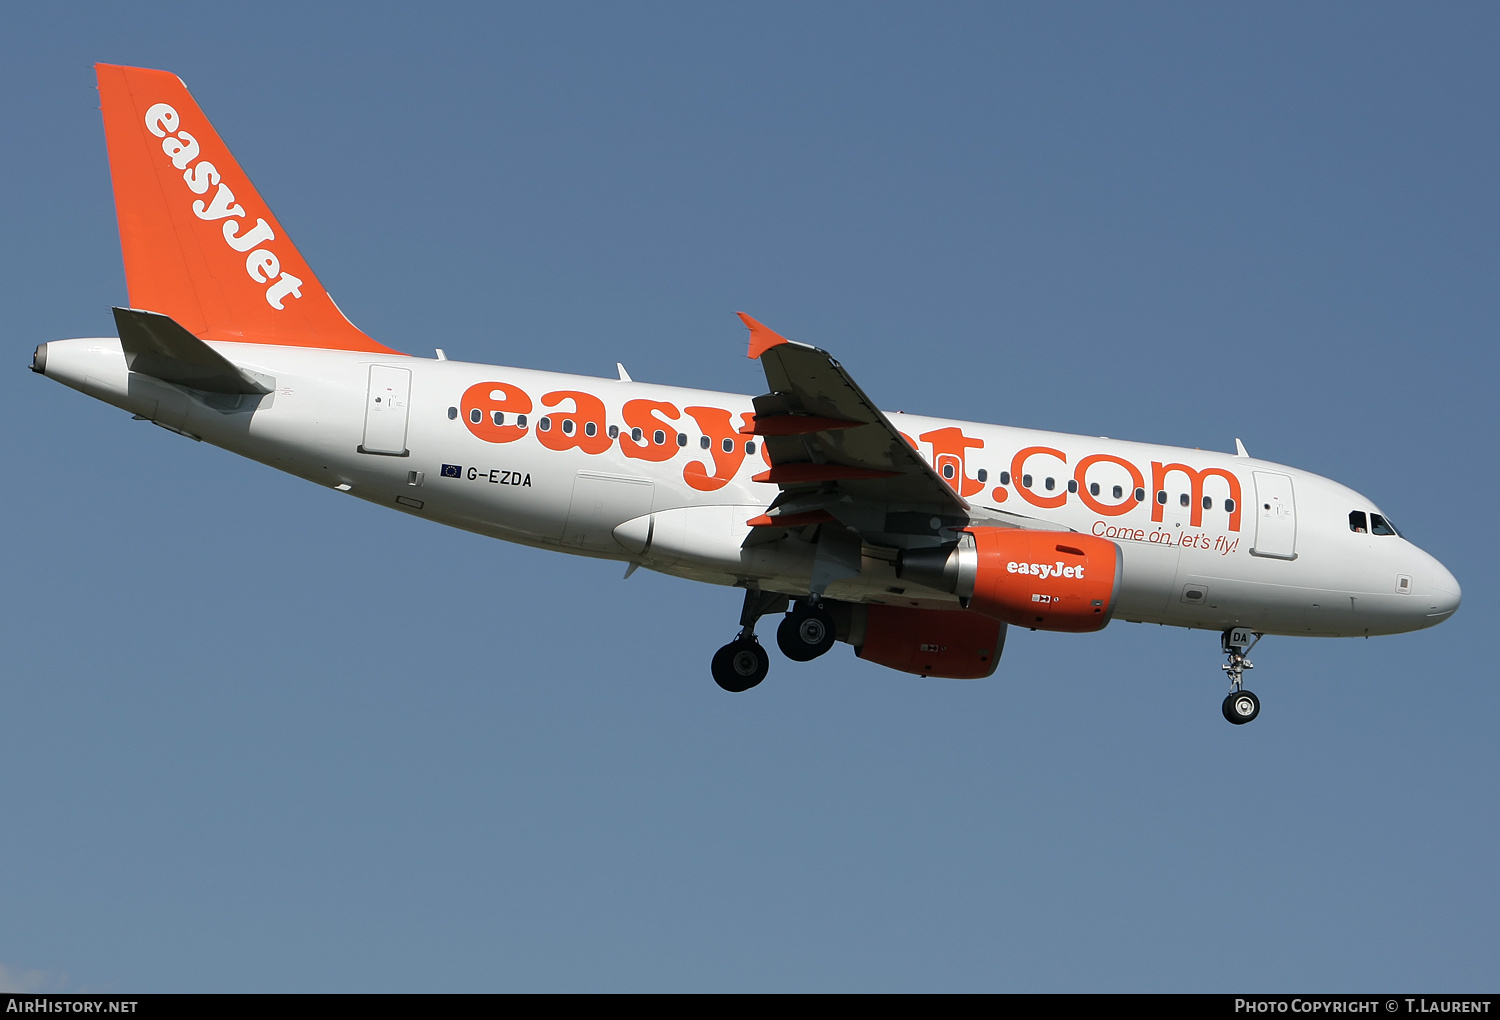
[361, 365, 411, 456]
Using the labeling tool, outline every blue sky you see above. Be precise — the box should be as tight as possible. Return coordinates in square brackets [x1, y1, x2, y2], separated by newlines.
[2, 2, 1495, 992]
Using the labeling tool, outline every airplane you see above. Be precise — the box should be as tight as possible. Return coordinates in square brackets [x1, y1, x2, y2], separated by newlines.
[32, 64, 1461, 724]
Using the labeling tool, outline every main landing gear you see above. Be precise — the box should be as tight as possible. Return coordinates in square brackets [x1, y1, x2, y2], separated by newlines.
[1220, 627, 1262, 725]
[711, 589, 786, 693]
[777, 600, 836, 662]
[711, 639, 770, 693]
[711, 592, 838, 692]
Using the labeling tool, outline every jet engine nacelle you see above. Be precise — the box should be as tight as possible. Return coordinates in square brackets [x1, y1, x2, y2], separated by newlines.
[851, 604, 1006, 679]
[897, 527, 1122, 632]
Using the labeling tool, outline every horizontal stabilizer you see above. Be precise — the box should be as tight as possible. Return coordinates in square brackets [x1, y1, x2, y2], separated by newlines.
[113, 307, 270, 394]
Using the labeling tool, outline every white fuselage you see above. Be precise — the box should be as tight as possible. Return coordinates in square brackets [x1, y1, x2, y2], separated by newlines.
[37, 337, 1461, 639]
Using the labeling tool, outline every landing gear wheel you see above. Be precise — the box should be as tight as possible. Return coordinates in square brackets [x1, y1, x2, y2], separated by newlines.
[777, 603, 837, 662]
[1222, 689, 1261, 725]
[712, 638, 769, 692]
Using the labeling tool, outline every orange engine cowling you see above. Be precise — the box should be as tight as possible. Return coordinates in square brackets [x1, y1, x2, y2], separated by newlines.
[897, 528, 1122, 633]
[854, 604, 1006, 679]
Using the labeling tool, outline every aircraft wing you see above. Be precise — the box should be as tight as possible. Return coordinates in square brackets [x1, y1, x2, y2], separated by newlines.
[739, 314, 979, 548]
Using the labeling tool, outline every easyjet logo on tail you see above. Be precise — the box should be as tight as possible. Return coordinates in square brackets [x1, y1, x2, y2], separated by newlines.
[142, 103, 303, 310]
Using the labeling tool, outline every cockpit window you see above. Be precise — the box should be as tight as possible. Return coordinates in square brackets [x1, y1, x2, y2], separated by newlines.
[1349, 510, 1368, 533]
[1370, 513, 1398, 537]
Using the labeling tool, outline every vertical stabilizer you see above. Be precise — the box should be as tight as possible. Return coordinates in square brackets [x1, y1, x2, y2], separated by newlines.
[96, 63, 402, 354]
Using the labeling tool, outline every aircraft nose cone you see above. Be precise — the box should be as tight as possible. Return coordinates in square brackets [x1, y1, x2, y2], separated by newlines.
[1424, 560, 1461, 626]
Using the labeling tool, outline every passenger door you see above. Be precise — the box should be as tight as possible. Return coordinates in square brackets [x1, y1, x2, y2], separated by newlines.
[1250, 471, 1297, 559]
[360, 365, 411, 456]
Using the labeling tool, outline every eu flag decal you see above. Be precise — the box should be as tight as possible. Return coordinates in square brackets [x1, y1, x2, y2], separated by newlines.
[440, 464, 463, 478]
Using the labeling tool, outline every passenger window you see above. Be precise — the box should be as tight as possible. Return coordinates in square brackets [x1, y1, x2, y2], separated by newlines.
[492, 410, 505, 426]
[631, 427, 643, 442]
[721, 438, 733, 453]
[654, 430, 666, 445]
[1156, 490, 1167, 505]
[538, 417, 552, 432]
[746, 441, 756, 454]
[584, 421, 597, 437]
[608, 425, 619, 440]
[677, 433, 687, 447]
[1067, 479, 1078, 494]
[1045, 477, 1055, 491]
[562, 419, 575, 435]
[999, 471, 1011, 486]
[1202, 496, 1213, 510]
[1224, 498, 1235, 513]
[1135, 488, 1146, 502]
[469, 408, 482, 424]
[1022, 474, 1033, 488]
[1371, 513, 1396, 536]
[517, 414, 528, 429]
[1179, 493, 1190, 507]
[1113, 485, 1123, 499]
[700, 436, 710, 449]
[1090, 482, 1100, 496]
[1349, 510, 1368, 533]
[977, 469, 988, 483]
[942, 464, 955, 479]
[448, 407, 458, 420]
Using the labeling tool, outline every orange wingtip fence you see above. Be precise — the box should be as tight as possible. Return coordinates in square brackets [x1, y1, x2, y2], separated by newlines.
[737, 312, 790, 360]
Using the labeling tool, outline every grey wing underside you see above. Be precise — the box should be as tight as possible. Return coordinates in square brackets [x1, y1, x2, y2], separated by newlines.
[740, 316, 1063, 552]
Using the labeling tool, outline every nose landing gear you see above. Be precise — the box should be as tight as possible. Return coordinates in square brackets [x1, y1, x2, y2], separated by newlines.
[711, 588, 787, 693]
[1220, 627, 1262, 725]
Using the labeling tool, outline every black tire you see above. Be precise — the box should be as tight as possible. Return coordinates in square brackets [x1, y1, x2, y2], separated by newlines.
[712, 638, 769, 692]
[1222, 689, 1261, 725]
[777, 604, 837, 662]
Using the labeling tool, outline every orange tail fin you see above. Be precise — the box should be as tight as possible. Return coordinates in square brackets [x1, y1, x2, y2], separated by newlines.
[96, 63, 401, 354]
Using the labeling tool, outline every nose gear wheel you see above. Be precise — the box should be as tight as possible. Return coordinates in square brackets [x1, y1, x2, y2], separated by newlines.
[1222, 689, 1261, 724]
